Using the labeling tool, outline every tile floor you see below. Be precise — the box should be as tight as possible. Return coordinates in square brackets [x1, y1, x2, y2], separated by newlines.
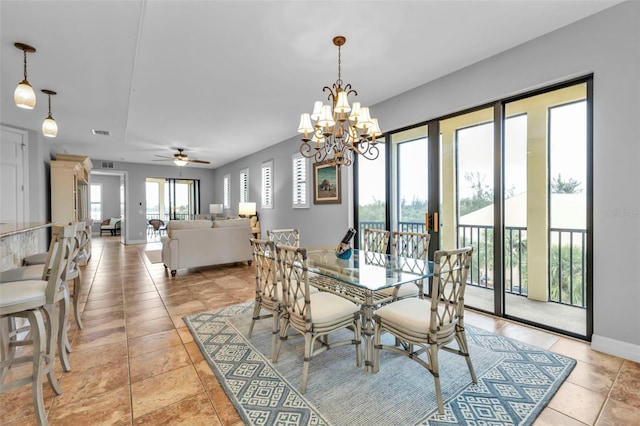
[1, 236, 639, 425]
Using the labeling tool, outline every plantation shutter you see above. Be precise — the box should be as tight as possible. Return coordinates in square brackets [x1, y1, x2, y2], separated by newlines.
[261, 161, 273, 209]
[292, 154, 308, 208]
[240, 168, 249, 203]
[223, 174, 231, 209]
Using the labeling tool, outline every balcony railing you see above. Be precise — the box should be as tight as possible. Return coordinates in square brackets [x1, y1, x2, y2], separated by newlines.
[359, 220, 587, 308]
[146, 213, 191, 222]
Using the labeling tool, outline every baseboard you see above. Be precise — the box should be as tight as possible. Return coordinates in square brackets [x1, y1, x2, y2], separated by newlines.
[591, 334, 640, 362]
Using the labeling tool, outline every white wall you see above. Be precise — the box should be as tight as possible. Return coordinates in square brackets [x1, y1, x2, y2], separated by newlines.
[215, 2, 640, 360]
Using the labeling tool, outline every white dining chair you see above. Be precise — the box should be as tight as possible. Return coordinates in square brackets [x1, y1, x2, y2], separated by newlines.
[267, 228, 300, 247]
[362, 228, 389, 254]
[372, 246, 477, 415]
[273, 244, 362, 393]
[248, 238, 282, 360]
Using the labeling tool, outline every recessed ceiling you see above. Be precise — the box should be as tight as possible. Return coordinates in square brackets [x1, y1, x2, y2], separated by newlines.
[0, 1, 622, 168]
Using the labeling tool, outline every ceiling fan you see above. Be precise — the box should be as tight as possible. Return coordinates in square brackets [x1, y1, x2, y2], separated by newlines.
[153, 148, 210, 166]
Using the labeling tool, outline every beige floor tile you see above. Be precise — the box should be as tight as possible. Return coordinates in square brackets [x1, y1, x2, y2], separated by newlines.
[131, 365, 203, 419]
[54, 360, 129, 407]
[533, 407, 590, 425]
[548, 381, 607, 424]
[132, 392, 221, 425]
[596, 398, 640, 426]
[129, 345, 192, 383]
[48, 385, 131, 425]
[128, 329, 183, 358]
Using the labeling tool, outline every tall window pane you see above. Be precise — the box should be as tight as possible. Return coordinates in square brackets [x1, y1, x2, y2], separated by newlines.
[90, 183, 102, 221]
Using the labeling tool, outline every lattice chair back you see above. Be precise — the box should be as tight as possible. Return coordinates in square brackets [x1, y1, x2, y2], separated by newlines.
[251, 239, 279, 306]
[363, 228, 390, 254]
[276, 244, 311, 332]
[267, 228, 300, 247]
[430, 246, 473, 341]
[392, 231, 430, 260]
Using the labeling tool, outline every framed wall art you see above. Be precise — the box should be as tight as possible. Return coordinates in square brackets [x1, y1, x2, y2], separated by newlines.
[313, 162, 341, 204]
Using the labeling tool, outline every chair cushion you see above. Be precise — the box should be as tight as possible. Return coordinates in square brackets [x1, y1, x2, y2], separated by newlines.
[375, 298, 431, 334]
[309, 291, 359, 326]
[22, 251, 48, 265]
[109, 217, 120, 226]
[0, 265, 45, 282]
[378, 283, 419, 298]
[0, 280, 48, 315]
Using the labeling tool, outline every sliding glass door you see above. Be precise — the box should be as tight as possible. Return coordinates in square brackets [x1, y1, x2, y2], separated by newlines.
[503, 83, 589, 336]
[354, 77, 592, 339]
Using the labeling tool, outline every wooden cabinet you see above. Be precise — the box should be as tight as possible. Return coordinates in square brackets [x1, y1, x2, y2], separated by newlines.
[50, 154, 92, 224]
[50, 154, 93, 263]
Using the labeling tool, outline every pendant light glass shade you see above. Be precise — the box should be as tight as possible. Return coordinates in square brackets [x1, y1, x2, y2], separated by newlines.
[42, 115, 58, 137]
[41, 89, 58, 138]
[14, 43, 37, 109]
[15, 81, 36, 109]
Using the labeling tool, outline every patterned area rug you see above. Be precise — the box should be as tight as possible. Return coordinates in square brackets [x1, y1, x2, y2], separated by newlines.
[184, 302, 575, 426]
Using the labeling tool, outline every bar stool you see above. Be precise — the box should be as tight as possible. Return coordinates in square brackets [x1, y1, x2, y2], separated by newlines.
[0, 224, 74, 425]
[0, 224, 81, 371]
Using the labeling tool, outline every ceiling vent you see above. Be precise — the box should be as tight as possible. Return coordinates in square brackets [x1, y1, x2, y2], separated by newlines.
[101, 161, 114, 169]
[92, 129, 110, 136]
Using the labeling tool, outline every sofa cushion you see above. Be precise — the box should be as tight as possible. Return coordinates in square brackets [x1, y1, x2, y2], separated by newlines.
[213, 218, 250, 228]
[167, 220, 212, 238]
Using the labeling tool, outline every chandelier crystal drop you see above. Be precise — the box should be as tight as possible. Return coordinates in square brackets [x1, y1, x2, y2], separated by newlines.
[297, 36, 381, 167]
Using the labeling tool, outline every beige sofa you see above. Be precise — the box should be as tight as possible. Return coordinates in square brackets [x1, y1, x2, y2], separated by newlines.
[161, 219, 253, 276]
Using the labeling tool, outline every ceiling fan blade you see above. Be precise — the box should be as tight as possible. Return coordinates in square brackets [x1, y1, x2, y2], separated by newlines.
[152, 158, 173, 162]
[188, 159, 210, 164]
[154, 154, 173, 159]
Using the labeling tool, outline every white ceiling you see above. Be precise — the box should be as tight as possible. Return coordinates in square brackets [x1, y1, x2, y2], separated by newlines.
[1, 0, 621, 169]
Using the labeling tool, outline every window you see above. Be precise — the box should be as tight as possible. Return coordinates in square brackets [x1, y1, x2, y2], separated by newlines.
[261, 160, 273, 209]
[240, 168, 249, 203]
[90, 183, 102, 221]
[223, 174, 231, 209]
[292, 153, 308, 208]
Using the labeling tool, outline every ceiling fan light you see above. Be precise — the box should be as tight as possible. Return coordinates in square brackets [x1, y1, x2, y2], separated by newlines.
[15, 81, 36, 109]
[174, 158, 188, 166]
[42, 115, 58, 137]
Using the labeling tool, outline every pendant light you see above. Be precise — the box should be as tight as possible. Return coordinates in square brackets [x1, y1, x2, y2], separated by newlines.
[14, 43, 37, 109]
[41, 90, 58, 137]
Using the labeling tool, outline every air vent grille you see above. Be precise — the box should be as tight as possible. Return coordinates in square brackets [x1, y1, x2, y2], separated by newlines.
[92, 129, 110, 136]
[101, 161, 114, 169]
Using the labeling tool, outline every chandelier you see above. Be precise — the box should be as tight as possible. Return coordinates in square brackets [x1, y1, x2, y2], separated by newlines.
[297, 36, 381, 167]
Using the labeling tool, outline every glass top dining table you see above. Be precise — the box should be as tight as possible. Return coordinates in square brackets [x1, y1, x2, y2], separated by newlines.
[305, 247, 434, 370]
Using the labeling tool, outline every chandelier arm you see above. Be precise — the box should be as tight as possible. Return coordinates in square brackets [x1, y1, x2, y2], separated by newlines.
[350, 141, 380, 161]
[297, 35, 380, 168]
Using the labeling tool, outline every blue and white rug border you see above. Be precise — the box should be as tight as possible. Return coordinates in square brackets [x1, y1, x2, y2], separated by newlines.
[184, 302, 576, 426]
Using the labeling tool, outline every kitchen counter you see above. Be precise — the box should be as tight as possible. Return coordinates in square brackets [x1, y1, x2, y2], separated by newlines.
[1, 222, 55, 271]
